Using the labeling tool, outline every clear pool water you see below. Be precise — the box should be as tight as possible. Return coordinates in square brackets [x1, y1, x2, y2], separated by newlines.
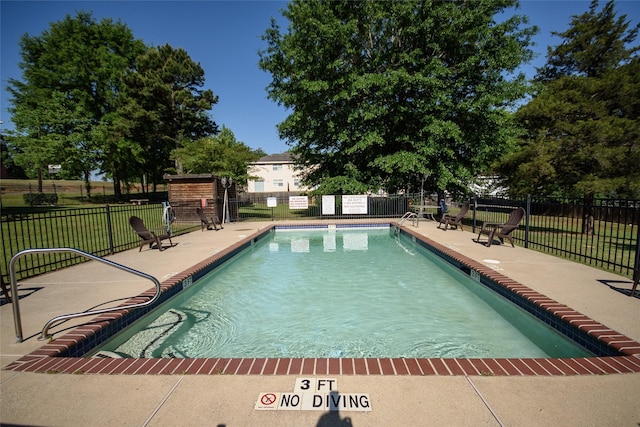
[96, 227, 592, 359]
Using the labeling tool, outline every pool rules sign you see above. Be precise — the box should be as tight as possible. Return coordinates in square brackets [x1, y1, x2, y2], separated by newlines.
[255, 378, 371, 412]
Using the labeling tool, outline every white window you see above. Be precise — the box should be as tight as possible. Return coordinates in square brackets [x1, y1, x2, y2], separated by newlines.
[294, 178, 302, 188]
[273, 179, 284, 188]
[273, 164, 283, 171]
[254, 180, 265, 192]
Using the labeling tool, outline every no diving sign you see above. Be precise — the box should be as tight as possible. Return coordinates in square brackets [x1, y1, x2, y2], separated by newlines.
[255, 378, 371, 412]
[258, 393, 278, 408]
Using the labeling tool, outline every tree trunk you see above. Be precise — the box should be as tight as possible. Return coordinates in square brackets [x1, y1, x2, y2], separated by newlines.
[37, 168, 43, 192]
[83, 170, 92, 199]
[112, 176, 122, 201]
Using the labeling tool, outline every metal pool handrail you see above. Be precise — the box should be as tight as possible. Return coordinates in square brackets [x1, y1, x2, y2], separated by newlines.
[397, 211, 418, 228]
[9, 248, 162, 342]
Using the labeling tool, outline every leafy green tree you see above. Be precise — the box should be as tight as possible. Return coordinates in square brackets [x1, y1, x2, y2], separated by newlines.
[0, 134, 27, 179]
[496, 1, 639, 199]
[259, 0, 536, 194]
[7, 91, 69, 184]
[171, 126, 262, 187]
[7, 12, 145, 196]
[93, 101, 148, 199]
[116, 44, 219, 193]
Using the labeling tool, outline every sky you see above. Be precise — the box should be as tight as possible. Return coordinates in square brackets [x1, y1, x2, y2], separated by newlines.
[1, 1, 639, 156]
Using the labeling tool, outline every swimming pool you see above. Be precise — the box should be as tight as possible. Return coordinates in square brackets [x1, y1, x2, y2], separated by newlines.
[5, 222, 640, 376]
[94, 227, 591, 359]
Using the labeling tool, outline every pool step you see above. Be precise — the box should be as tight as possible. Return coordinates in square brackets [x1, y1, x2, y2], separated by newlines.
[113, 309, 188, 358]
[92, 351, 123, 359]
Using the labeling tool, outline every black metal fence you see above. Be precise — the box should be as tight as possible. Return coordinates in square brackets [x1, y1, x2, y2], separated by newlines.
[2, 194, 638, 285]
[470, 196, 640, 278]
[233, 193, 409, 221]
[227, 193, 638, 279]
[1, 204, 200, 283]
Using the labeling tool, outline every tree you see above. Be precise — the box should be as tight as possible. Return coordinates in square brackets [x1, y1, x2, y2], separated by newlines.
[7, 90, 72, 185]
[93, 100, 148, 199]
[259, 0, 536, 194]
[171, 126, 262, 187]
[496, 1, 640, 199]
[7, 12, 145, 196]
[113, 44, 219, 193]
[536, 0, 638, 81]
[0, 134, 27, 179]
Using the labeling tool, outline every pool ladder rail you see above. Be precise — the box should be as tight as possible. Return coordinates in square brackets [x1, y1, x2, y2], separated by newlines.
[8, 247, 163, 343]
[397, 211, 419, 229]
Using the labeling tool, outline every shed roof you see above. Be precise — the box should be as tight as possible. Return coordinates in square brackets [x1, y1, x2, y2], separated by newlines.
[163, 174, 215, 182]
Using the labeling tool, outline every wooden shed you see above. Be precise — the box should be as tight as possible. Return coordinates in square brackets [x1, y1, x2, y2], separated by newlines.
[163, 174, 238, 223]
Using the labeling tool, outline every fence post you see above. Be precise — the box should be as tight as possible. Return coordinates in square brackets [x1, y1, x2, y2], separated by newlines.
[472, 195, 477, 233]
[105, 205, 115, 254]
[633, 217, 640, 293]
[525, 194, 531, 249]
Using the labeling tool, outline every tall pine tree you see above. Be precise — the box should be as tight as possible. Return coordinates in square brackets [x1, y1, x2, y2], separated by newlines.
[497, 1, 639, 199]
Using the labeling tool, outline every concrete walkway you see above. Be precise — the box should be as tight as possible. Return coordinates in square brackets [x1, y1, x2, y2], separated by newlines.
[1, 220, 639, 427]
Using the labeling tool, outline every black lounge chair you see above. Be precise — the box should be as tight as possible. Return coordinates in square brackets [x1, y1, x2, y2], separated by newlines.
[437, 203, 470, 231]
[196, 207, 222, 231]
[631, 270, 639, 298]
[129, 216, 173, 251]
[1, 275, 10, 303]
[631, 251, 639, 297]
[475, 207, 526, 247]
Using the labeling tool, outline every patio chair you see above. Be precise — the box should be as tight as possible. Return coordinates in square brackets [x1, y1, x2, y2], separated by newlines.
[631, 251, 639, 297]
[196, 207, 222, 231]
[129, 216, 173, 251]
[1, 276, 11, 303]
[475, 207, 526, 247]
[437, 203, 470, 231]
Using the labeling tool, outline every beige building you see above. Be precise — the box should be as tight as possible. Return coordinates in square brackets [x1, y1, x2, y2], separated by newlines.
[247, 153, 310, 193]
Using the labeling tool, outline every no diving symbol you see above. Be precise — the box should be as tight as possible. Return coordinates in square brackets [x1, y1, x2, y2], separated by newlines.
[261, 393, 276, 405]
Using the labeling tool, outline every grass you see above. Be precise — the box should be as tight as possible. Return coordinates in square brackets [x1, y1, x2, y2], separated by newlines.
[238, 201, 321, 220]
[1, 203, 197, 282]
[469, 209, 637, 277]
[1, 178, 167, 207]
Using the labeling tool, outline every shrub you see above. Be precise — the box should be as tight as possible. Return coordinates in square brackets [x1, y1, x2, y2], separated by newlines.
[23, 193, 58, 205]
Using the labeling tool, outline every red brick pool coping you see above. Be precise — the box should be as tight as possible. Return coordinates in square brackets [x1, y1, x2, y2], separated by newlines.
[4, 223, 640, 376]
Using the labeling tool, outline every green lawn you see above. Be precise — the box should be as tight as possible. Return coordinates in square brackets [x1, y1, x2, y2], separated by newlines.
[1, 178, 167, 207]
[1, 204, 197, 282]
[468, 209, 637, 277]
[238, 201, 321, 220]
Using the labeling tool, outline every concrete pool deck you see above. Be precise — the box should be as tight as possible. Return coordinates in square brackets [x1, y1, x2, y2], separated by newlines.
[1, 219, 639, 426]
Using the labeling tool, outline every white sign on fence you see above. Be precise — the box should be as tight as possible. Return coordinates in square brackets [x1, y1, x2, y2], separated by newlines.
[289, 196, 309, 210]
[322, 195, 336, 215]
[342, 195, 368, 214]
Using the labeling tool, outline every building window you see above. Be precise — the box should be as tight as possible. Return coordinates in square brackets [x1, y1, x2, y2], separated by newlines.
[294, 178, 302, 188]
[273, 164, 283, 171]
[273, 179, 284, 188]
